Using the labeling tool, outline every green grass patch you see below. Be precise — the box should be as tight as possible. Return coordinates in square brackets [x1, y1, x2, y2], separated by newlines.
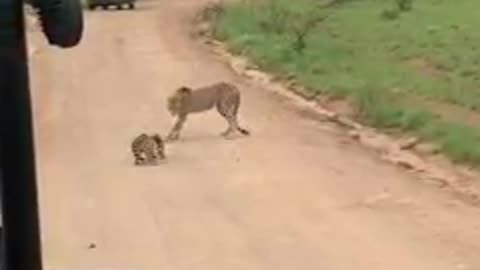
[214, 0, 480, 166]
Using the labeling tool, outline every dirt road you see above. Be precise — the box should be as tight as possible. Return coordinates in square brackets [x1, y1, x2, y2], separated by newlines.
[28, 1, 480, 269]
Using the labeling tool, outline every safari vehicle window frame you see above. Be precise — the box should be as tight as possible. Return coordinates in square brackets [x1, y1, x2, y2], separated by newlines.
[0, 0, 45, 269]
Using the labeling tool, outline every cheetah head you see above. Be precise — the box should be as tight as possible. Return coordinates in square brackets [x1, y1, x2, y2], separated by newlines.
[167, 86, 192, 116]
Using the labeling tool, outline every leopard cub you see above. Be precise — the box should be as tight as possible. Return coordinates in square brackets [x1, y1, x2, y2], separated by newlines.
[131, 133, 166, 166]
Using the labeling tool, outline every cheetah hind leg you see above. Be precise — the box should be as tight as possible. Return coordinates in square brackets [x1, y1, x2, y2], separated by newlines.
[220, 118, 238, 139]
[217, 97, 249, 139]
[222, 127, 243, 140]
[220, 126, 234, 137]
[218, 104, 239, 139]
[222, 117, 250, 139]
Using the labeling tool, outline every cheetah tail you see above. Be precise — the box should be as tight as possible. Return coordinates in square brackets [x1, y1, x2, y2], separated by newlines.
[238, 127, 250, 136]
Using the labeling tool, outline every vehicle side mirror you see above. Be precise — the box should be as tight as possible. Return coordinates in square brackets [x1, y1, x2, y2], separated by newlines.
[29, 0, 83, 48]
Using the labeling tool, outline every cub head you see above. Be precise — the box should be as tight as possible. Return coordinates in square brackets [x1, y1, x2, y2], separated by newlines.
[167, 86, 192, 116]
[136, 133, 148, 140]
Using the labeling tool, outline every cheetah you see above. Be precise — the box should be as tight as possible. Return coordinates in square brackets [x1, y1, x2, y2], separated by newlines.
[166, 81, 250, 141]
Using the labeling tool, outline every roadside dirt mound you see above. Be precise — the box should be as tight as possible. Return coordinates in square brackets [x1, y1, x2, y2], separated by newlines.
[194, 0, 480, 207]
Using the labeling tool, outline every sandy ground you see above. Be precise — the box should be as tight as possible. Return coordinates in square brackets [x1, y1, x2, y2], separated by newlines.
[28, 1, 480, 270]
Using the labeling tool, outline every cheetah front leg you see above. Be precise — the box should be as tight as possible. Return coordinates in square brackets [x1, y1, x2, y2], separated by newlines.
[166, 114, 187, 142]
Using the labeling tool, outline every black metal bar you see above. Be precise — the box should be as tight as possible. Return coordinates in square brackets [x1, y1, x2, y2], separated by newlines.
[0, 1, 44, 270]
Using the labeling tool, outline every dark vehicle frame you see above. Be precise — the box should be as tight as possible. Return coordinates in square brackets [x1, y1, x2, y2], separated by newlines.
[87, 0, 136, 10]
[1, 0, 83, 269]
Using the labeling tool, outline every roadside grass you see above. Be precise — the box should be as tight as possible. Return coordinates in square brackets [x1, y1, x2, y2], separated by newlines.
[214, 0, 480, 166]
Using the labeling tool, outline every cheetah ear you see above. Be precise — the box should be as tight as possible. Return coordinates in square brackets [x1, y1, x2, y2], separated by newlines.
[177, 86, 192, 93]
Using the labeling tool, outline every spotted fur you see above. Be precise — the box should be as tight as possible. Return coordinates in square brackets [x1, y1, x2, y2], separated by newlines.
[166, 81, 250, 141]
[131, 133, 166, 166]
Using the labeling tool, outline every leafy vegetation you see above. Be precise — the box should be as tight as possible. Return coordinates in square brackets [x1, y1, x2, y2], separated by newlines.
[214, 0, 480, 165]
